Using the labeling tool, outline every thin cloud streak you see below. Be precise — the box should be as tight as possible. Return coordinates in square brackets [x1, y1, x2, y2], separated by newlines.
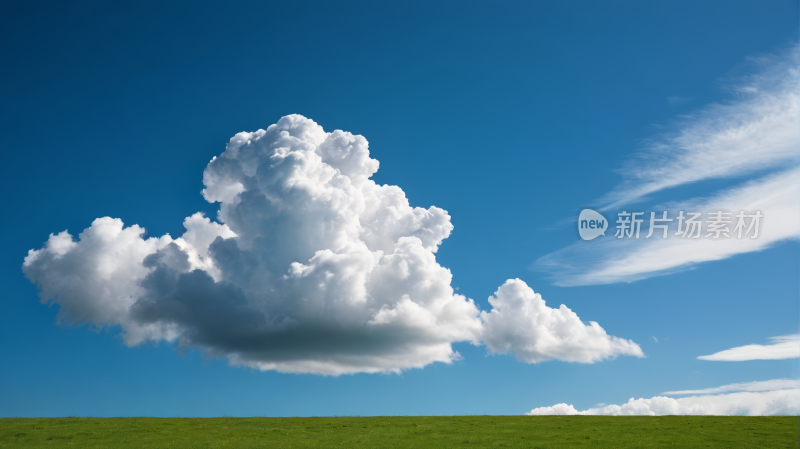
[697, 334, 799, 361]
[663, 378, 800, 396]
[600, 47, 799, 211]
[536, 167, 800, 286]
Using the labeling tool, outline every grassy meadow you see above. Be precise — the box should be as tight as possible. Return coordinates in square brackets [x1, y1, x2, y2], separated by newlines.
[0, 415, 796, 448]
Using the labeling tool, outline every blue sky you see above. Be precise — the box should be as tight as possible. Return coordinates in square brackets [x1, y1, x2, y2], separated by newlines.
[1, 1, 798, 417]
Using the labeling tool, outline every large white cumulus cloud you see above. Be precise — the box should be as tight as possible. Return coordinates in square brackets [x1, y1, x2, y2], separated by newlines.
[23, 115, 641, 375]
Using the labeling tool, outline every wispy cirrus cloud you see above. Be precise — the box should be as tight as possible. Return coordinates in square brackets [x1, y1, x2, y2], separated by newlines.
[601, 47, 799, 211]
[536, 45, 800, 286]
[537, 167, 799, 286]
[697, 334, 799, 362]
[662, 378, 800, 395]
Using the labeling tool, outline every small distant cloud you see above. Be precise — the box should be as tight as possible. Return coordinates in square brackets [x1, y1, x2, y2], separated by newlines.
[480, 279, 644, 363]
[527, 378, 800, 416]
[650, 336, 658, 343]
[666, 96, 692, 105]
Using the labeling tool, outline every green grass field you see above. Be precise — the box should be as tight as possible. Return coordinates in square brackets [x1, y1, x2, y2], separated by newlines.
[0, 416, 795, 448]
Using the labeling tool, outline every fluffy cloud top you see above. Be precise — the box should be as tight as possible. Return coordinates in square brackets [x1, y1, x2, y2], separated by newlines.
[697, 334, 800, 361]
[527, 379, 800, 416]
[24, 115, 641, 375]
[481, 280, 643, 363]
